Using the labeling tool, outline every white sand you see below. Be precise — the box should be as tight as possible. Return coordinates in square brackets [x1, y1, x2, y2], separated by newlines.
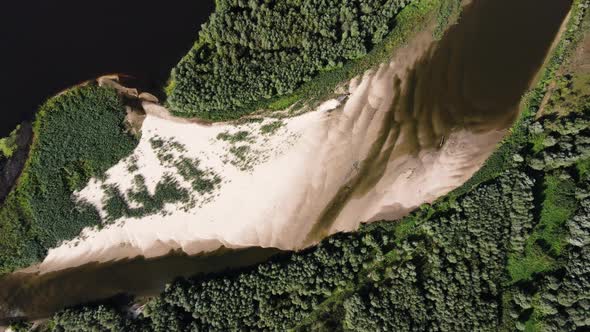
[317, 99, 342, 113]
[38, 31, 509, 273]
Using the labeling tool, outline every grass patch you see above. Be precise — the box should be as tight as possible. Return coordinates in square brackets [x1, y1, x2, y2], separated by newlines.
[217, 131, 252, 143]
[174, 157, 222, 194]
[508, 175, 577, 283]
[0, 125, 20, 159]
[103, 174, 190, 221]
[576, 157, 590, 176]
[533, 175, 576, 256]
[229, 145, 251, 166]
[268, 95, 301, 111]
[101, 135, 225, 221]
[434, 0, 462, 40]
[530, 132, 548, 154]
[260, 121, 284, 135]
[126, 155, 139, 173]
[507, 246, 556, 284]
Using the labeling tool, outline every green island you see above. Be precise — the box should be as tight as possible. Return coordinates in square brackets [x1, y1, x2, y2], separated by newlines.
[0, 86, 138, 274]
[1, 0, 589, 331]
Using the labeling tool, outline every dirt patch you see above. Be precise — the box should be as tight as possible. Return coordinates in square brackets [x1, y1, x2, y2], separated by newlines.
[571, 19, 590, 72]
[538, 8, 590, 118]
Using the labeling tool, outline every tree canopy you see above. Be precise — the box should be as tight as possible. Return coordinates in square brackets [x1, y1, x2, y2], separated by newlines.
[167, 0, 416, 119]
[0, 85, 138, 274]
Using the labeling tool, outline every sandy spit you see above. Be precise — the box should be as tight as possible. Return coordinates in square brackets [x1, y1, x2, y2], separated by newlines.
[37, 30, 508, 274]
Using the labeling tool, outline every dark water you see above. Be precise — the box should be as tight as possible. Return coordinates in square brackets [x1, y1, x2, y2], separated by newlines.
[398, 0, 571, 136]
[0, 0, 215, 137]
[0, 0, 572, 323]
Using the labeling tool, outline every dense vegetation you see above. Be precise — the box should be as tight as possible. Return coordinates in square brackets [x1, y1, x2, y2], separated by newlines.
[166, 0, 457, 120]
[0, 85, 137, 274]
[0, 126, 20, 160]
[40, 1, 590, 331]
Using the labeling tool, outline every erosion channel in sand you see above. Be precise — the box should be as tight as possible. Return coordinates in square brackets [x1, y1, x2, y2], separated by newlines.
[0, 0, 571, 321]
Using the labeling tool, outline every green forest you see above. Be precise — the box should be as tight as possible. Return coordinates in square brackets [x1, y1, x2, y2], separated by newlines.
[29, 1, 589, 331]
[166, 0, 457, 120]
[0, 85, 138, 274]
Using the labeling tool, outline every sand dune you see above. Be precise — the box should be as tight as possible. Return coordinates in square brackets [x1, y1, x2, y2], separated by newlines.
[38, 30, 512, 273]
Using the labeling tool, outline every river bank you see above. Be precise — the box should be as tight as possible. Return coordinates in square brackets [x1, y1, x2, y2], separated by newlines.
[36, 0, 570, 275]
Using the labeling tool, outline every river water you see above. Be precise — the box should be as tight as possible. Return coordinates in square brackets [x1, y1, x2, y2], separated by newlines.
[0, 0, 572, 323]
[0, 248, 281, 323]
[0, 0, 214, 137]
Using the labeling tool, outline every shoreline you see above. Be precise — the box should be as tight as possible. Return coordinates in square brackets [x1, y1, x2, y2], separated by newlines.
[1, 246, 283, 322]
[33, 21, 514, 275]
